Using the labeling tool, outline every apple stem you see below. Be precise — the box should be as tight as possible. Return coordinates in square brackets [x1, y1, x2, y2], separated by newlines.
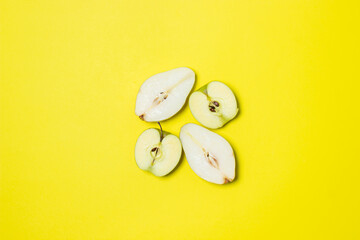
[158, 122, 164, 142]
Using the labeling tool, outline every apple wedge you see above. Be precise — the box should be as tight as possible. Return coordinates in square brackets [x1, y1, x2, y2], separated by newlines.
[135, 67, 195, 122]
[135, 124, 182, 176]
[189, 81, 238, 129]
[180, 123, 235, 184]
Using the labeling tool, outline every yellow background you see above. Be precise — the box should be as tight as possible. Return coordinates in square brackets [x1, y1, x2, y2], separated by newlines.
[1, 0, 359, 239]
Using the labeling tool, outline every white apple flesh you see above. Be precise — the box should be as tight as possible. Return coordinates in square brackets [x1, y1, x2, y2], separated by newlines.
[180, 123, 235, 184]
[189, 81, 238, 129]
[135, 67, 195, 122]
[135, 127, 182, 176]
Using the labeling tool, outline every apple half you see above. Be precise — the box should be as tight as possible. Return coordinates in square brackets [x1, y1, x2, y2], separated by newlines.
[180, 123, 235, 184]
[135, 124, 182, 176]
[135, 67, 195, 122]
[189, 81, 238, 129]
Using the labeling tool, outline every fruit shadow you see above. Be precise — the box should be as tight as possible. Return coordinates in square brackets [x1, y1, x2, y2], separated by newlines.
[232, 148, 241, 184]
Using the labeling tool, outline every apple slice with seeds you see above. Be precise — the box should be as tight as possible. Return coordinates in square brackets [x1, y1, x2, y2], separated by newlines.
[135, 123, 182, 176]
[135, 67, 195, 122]
[180, 123, 235, 184]
[189, 81, 238, 129]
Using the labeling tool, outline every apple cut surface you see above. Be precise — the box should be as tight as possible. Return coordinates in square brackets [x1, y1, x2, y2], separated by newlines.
[180, 123, 235, 184]
[189, 81, 238, 129]
[135, 67, 195, 122]
[135, 128, 182, 176]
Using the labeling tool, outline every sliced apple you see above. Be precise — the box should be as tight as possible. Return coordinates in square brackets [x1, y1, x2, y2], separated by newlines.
[189, 81, 238, 129]
[180, 123, 235, 184]
[135, 67, 195, 122]
[135, 125, 182, 176]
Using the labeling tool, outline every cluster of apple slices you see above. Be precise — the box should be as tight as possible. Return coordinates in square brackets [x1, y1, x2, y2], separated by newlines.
[135, 67, 238, 184]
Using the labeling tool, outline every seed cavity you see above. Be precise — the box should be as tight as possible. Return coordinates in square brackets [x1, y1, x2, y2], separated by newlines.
[150, 147, 161, 166]
[209, 101, 220, 112]
[204, 150, 219, 169]
[153, 91, 169, 104]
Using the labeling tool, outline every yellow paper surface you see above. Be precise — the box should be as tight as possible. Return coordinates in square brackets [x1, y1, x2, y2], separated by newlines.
[1, 0, 359, 239]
